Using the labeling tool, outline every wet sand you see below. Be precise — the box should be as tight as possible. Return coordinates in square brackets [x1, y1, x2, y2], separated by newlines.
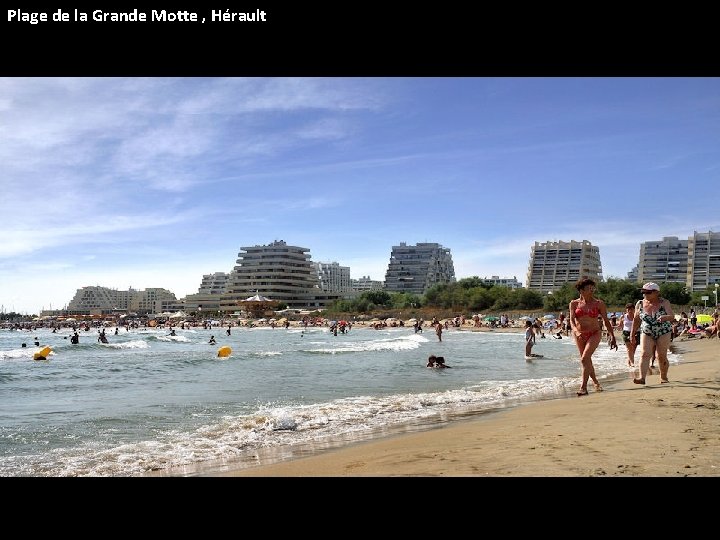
[220, 337, 720, 477]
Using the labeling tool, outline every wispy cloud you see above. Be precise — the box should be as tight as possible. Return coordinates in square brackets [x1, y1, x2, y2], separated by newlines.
[2, 77, 719, 313]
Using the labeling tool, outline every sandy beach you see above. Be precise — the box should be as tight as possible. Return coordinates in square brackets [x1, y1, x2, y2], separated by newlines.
[221, 336, 719, 477]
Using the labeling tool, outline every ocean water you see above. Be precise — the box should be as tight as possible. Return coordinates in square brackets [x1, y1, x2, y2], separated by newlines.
[0, 325, 680, 477]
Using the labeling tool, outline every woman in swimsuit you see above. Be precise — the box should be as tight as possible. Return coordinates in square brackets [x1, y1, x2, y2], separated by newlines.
[568, 277, 618, 396]
[630, 282, 674, 385]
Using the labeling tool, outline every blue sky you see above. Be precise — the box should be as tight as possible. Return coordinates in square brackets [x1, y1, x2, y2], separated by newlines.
[1, 77, 719, 314]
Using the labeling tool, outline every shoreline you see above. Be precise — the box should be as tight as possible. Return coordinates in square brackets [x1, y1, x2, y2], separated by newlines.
[214, 337, 719, 477]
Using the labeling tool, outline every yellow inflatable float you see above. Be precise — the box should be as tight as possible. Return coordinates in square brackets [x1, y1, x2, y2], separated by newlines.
[34, 346, 52, 360]
[217, 346, 232, 358]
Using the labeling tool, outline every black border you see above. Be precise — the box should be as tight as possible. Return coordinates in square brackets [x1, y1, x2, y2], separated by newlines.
[3, 6, 717, 76]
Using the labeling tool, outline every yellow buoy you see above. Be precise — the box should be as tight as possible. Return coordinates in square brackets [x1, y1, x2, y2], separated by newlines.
[34, 346, 52, 360]
[217, 346, 232, 358]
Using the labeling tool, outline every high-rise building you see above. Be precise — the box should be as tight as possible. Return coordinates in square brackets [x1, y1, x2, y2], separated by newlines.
[313, 262, 351, 293]
[687, 230, 720, 291]
[220, 240, 338, 312]
[636, 231, 720, 291]
[67, 286, 128, 312]
[66, 286, 178, 315]
[129, 288, 180, 314]
[527, 240, 603, 293]
[384, 242, 456, 295]
[637, 236, 689, 285]
[184, 272, 230, 312]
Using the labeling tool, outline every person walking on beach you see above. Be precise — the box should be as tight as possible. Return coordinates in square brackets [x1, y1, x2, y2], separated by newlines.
[618, 303, 640, 367]
[568, 277, 618, 396]
[631, 283, 674, 385]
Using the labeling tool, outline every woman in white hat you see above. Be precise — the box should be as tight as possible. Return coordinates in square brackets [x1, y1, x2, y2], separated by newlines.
[630, 283, 674, 384]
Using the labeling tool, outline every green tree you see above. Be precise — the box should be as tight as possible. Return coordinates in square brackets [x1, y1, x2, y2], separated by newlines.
[596, 278, 641, 308]
[389, 292, 423, 309]
[513, 288, 544, 310]
[457, 276, 487, 289]
[364, 290, 392, 307]
[466, 288, 493, 311]
[661, 282, 691, 305]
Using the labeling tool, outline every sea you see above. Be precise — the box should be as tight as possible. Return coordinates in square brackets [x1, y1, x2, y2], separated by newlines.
[0, 324, 681, 477]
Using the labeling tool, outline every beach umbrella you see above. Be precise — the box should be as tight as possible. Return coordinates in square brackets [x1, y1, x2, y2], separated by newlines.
[483, 316, 499, 321]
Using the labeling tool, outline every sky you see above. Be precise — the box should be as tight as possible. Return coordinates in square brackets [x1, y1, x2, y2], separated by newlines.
[1, 77, 719, 315]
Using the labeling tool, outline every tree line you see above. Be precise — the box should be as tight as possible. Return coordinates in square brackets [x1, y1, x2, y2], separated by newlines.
[328, 278, 714, 315]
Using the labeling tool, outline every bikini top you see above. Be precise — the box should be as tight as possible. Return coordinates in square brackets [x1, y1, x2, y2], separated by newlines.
[574, 302, 599, 318]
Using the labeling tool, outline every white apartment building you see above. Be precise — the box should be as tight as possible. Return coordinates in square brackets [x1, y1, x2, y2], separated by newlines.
[527, 240, 603, 293]
[66, 286, 177, 315]
[313, 262, 351, 293]
[220, 240, 339, 312]
[384, 242, 456, 295]
[184, 272, 231, 312]
[637, 231, 720, 291]
[483, 276, 522, 289]
[637, 236, 689, 285]
[687, 230, 720, 291]
[351, 276, 384, 292]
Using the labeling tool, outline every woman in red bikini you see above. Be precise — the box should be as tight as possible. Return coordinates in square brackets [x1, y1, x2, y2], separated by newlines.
[568, 277, 618, 396]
